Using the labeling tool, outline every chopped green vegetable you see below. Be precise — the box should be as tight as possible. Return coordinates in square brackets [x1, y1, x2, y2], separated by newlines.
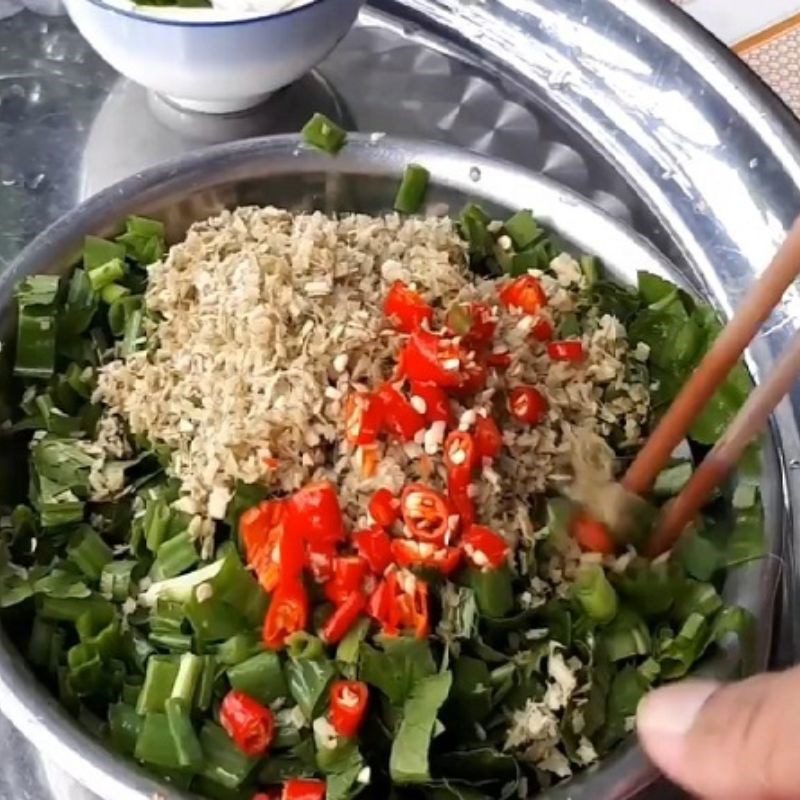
[199, 722, 257, 789]
[87, 257, 126, 292]
[468, 565, 514, 618]
[301, 113, 347, 154]
[394, 163, 430, 214]
[116, 216, 166, 266]
[572, 564, 618, 624]
[137, 655, 179, 714]
[165, 696, 203, 769]
[228, 651, 287, 706]
[390, 670, 452, 784]
[286, 656, 335, 719]
[503, 210, 540, 250]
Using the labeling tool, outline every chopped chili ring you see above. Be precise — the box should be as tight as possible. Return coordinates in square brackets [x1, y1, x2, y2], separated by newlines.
[219, 690, 275, 758]
[455, 357, 488, 395]
[377, 383, 425, 442]
[391, 539, 462, 576]
[395, 569, 430, 639]
[329, 680, 369, 739]
[400, 484, 450, 545]
[532, 317, 554, 342]
[353, 525, 394, 574]
[383, 280, 433, 334]
[286, 481, 345, 546]
[487, 350, 512, 370]
[402, 330, 465, 388]
[547, 340, 584, 362]
[240, 500, 285, 593]
[320, 591, 366, 645]
[324, 556, 369, 605]
[474, 415, 503, 461]
[366, 572, 397, 636]
[499, 275, 547, 315]
[368, 487, 399, 528]
[446, 301, 496, 344]
[447, 471, 474, 529]
[509, 385, 548, 425]
[305, 541, 337, 584]
[461, 525, 510, 569]
[343, 390, 383, 446]
[409, 381, 454, 426]
[281, 779, 326, 800]
[444, 430, 478, 474]
[262, 580, 309, 650]
[241, 500, 303, 590]
[572, 513, 616, 555]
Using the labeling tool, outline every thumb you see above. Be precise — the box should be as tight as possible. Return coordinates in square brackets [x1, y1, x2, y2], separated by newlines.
[637, 668, 800, 800]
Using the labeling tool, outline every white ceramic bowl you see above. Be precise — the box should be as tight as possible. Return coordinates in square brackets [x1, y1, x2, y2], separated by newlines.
[63, 0, 364, 113]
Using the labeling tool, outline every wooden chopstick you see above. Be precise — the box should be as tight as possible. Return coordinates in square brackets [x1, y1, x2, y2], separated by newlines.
[647, 327, 800, 556]
[622, 218, 800, 496]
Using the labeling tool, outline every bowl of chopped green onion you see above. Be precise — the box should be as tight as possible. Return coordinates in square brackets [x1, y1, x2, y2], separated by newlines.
[0, 132, 780, 800]
[62, 0, 364, 113]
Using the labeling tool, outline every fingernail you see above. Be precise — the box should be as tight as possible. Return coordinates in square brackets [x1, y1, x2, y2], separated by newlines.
[637, 680, 720, 737]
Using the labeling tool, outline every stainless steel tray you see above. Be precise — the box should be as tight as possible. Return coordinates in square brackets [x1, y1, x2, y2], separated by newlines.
[1, 0, 800, 798]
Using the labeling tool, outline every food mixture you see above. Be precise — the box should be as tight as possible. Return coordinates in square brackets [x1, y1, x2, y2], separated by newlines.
[0, 136, 760, 800]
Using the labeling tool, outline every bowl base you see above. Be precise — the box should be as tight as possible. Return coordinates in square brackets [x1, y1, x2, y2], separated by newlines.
[159, 92, 274, 115]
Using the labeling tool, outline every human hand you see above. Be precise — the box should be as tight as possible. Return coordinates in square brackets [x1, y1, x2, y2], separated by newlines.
[637, 669, 800, 800]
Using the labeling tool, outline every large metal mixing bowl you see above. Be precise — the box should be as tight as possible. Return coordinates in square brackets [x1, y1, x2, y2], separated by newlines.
[0, 135, 784, 799]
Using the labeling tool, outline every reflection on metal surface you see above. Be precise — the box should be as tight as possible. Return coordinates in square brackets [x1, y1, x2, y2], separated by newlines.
[80, 70, 353, 196]
[1, 0, 800, 798]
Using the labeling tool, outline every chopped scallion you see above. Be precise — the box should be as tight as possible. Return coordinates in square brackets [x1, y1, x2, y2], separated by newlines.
[137, 655, 179, 714]
[393, 163, 430, 214]
[87, 258, 126, 292]
[301, 112, 347, 154]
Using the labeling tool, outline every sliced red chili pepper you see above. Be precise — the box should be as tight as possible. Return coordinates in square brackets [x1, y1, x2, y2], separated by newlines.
[447, 470, 474, 528]
[220, 690, 275, 758]
[329, 681, 369, 739]
[446, 301, 496, 344]
[395, 570, 429, 639]
[368, 487, 399, 528]
[409, 381, 454, 426]
[281, 779, 326, 800]
[383, 280, 433, 334]
[487, 350, 512, 370]
[474, 415, 503, 460]
[377, 383, 425, 442]
[508, 385, 548, 425]
[240, 500, 284, 593]
[391, 539, 462, 576]
[402, 330, 464, 388]
[263, 581, 308, 650]
[572, 513, 616, 555]
[400, 484, 450, 545]
[305, 541, 337, 584]
[287, 481, 345, 546]
[547, 340, 584, 362]
[532, 317, 554, 342]
[444, 430, 478, 474]
[320, 591, 366, 645]
[366, 573, 396, 635]
[455, 357, 488, 395]
[499, 275, 547, 315]
[324, 556, 369, 605]
[461, 525, 510, 569]
[354, 525, 394, 574]
[343, 390, 383, 446]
